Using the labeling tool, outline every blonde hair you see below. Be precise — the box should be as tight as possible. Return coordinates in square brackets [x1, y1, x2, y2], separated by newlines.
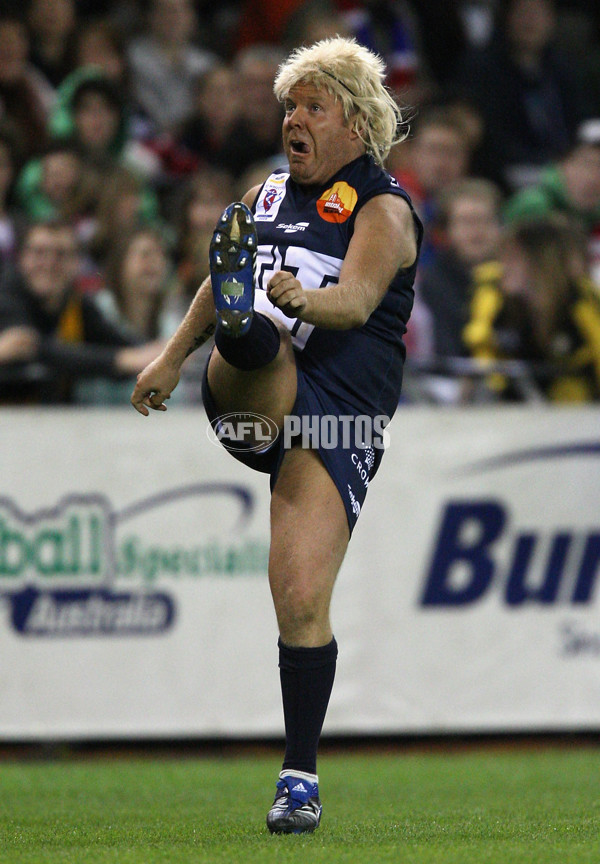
[273, 36, 408, 166]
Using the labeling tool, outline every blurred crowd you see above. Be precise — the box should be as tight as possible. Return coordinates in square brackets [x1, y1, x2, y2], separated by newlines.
[1, 0, 600, 405]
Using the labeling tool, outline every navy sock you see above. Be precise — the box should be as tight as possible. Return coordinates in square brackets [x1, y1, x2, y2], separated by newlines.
[278, 637, 338, 775]
[214, 313, 280, 371]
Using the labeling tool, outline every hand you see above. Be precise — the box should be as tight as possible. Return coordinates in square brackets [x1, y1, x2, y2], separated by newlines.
[267, 270, 308, 318]
[130, 353, 181, 416]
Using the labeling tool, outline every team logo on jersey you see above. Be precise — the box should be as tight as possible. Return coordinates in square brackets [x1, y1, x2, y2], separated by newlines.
[317, 181, 358, 223]
[263, 188, 279, 212]
[254, 174, 288, 222]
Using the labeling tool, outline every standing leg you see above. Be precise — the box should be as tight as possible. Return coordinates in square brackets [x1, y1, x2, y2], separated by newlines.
[266, 446, 350, 833]
[207, 202, 349, 833]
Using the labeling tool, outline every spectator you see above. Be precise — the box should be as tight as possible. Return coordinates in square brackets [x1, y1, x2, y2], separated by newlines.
[16, 70, 160, 255]
[59, 74, 127, 167]
[0, 220, 164, 403]
[454, 0, 594, 190]
[0, 14, 53, 161]
[339, 0, 434, 104]
[283, 1, 351, 48]
[406, 0, 467, 86]
[174, 167, 236, 298]
[504, 119, 600, 283]
[49, 69, 161, 180]
[75, 227, 179, 404]
[27, 0, 77, 89]
[168, 167, 239, 399]
[128, 0, 216, 135]
[74, 19, 129, 89]
[429, 90, 488, 178]
[16, 140, 94, 230]
[463, 216, 600, 401]
[177, 63, 239, 169]
[216, 45, 285, 178]
[391, 106, 472, 267]
[88, 166, 161, 267]
[419, 177, 503, 359]
[234, 0, 307, 51]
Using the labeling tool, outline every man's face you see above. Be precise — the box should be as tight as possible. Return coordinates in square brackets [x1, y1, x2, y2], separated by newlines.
[412, 126, 468, 195]
[447, 196, 501, 266]
[282, 82, 361, 186]
[19, 226, 79, 306]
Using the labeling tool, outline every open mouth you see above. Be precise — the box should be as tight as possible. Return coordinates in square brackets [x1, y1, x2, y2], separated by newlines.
[290, 140, 310, 154]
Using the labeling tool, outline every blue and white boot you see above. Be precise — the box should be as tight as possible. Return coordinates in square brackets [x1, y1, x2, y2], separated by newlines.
[209, 201, 257, 337]
[266, 770, 322, 834]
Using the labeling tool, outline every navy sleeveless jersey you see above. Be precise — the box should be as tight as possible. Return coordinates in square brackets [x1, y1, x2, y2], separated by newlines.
[251, 154, 423, 418]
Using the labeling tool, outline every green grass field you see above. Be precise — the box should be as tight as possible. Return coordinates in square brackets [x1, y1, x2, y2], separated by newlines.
[1, 746, 599, 864]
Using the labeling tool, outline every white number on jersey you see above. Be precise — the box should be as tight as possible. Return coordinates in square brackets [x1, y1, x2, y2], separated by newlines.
[254, 244, 342, 350]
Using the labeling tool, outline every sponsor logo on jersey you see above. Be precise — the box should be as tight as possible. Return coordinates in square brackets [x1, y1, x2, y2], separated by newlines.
[276, 222, 309, 233]
[317, 181, 357, 223]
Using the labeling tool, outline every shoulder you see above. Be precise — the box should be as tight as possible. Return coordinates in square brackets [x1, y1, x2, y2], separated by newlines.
[355, 191, 414, 232]
[352, 193, 418, 268]
[351, 162, 423, 262]
[351, 155, 404, 192]
[242, 184, 264, 208]
[348, 157, 420, 222]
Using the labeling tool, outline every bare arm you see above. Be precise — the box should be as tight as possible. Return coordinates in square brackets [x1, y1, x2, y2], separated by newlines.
[130, 276, 216, 414]
[267, 194, 418, 329]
